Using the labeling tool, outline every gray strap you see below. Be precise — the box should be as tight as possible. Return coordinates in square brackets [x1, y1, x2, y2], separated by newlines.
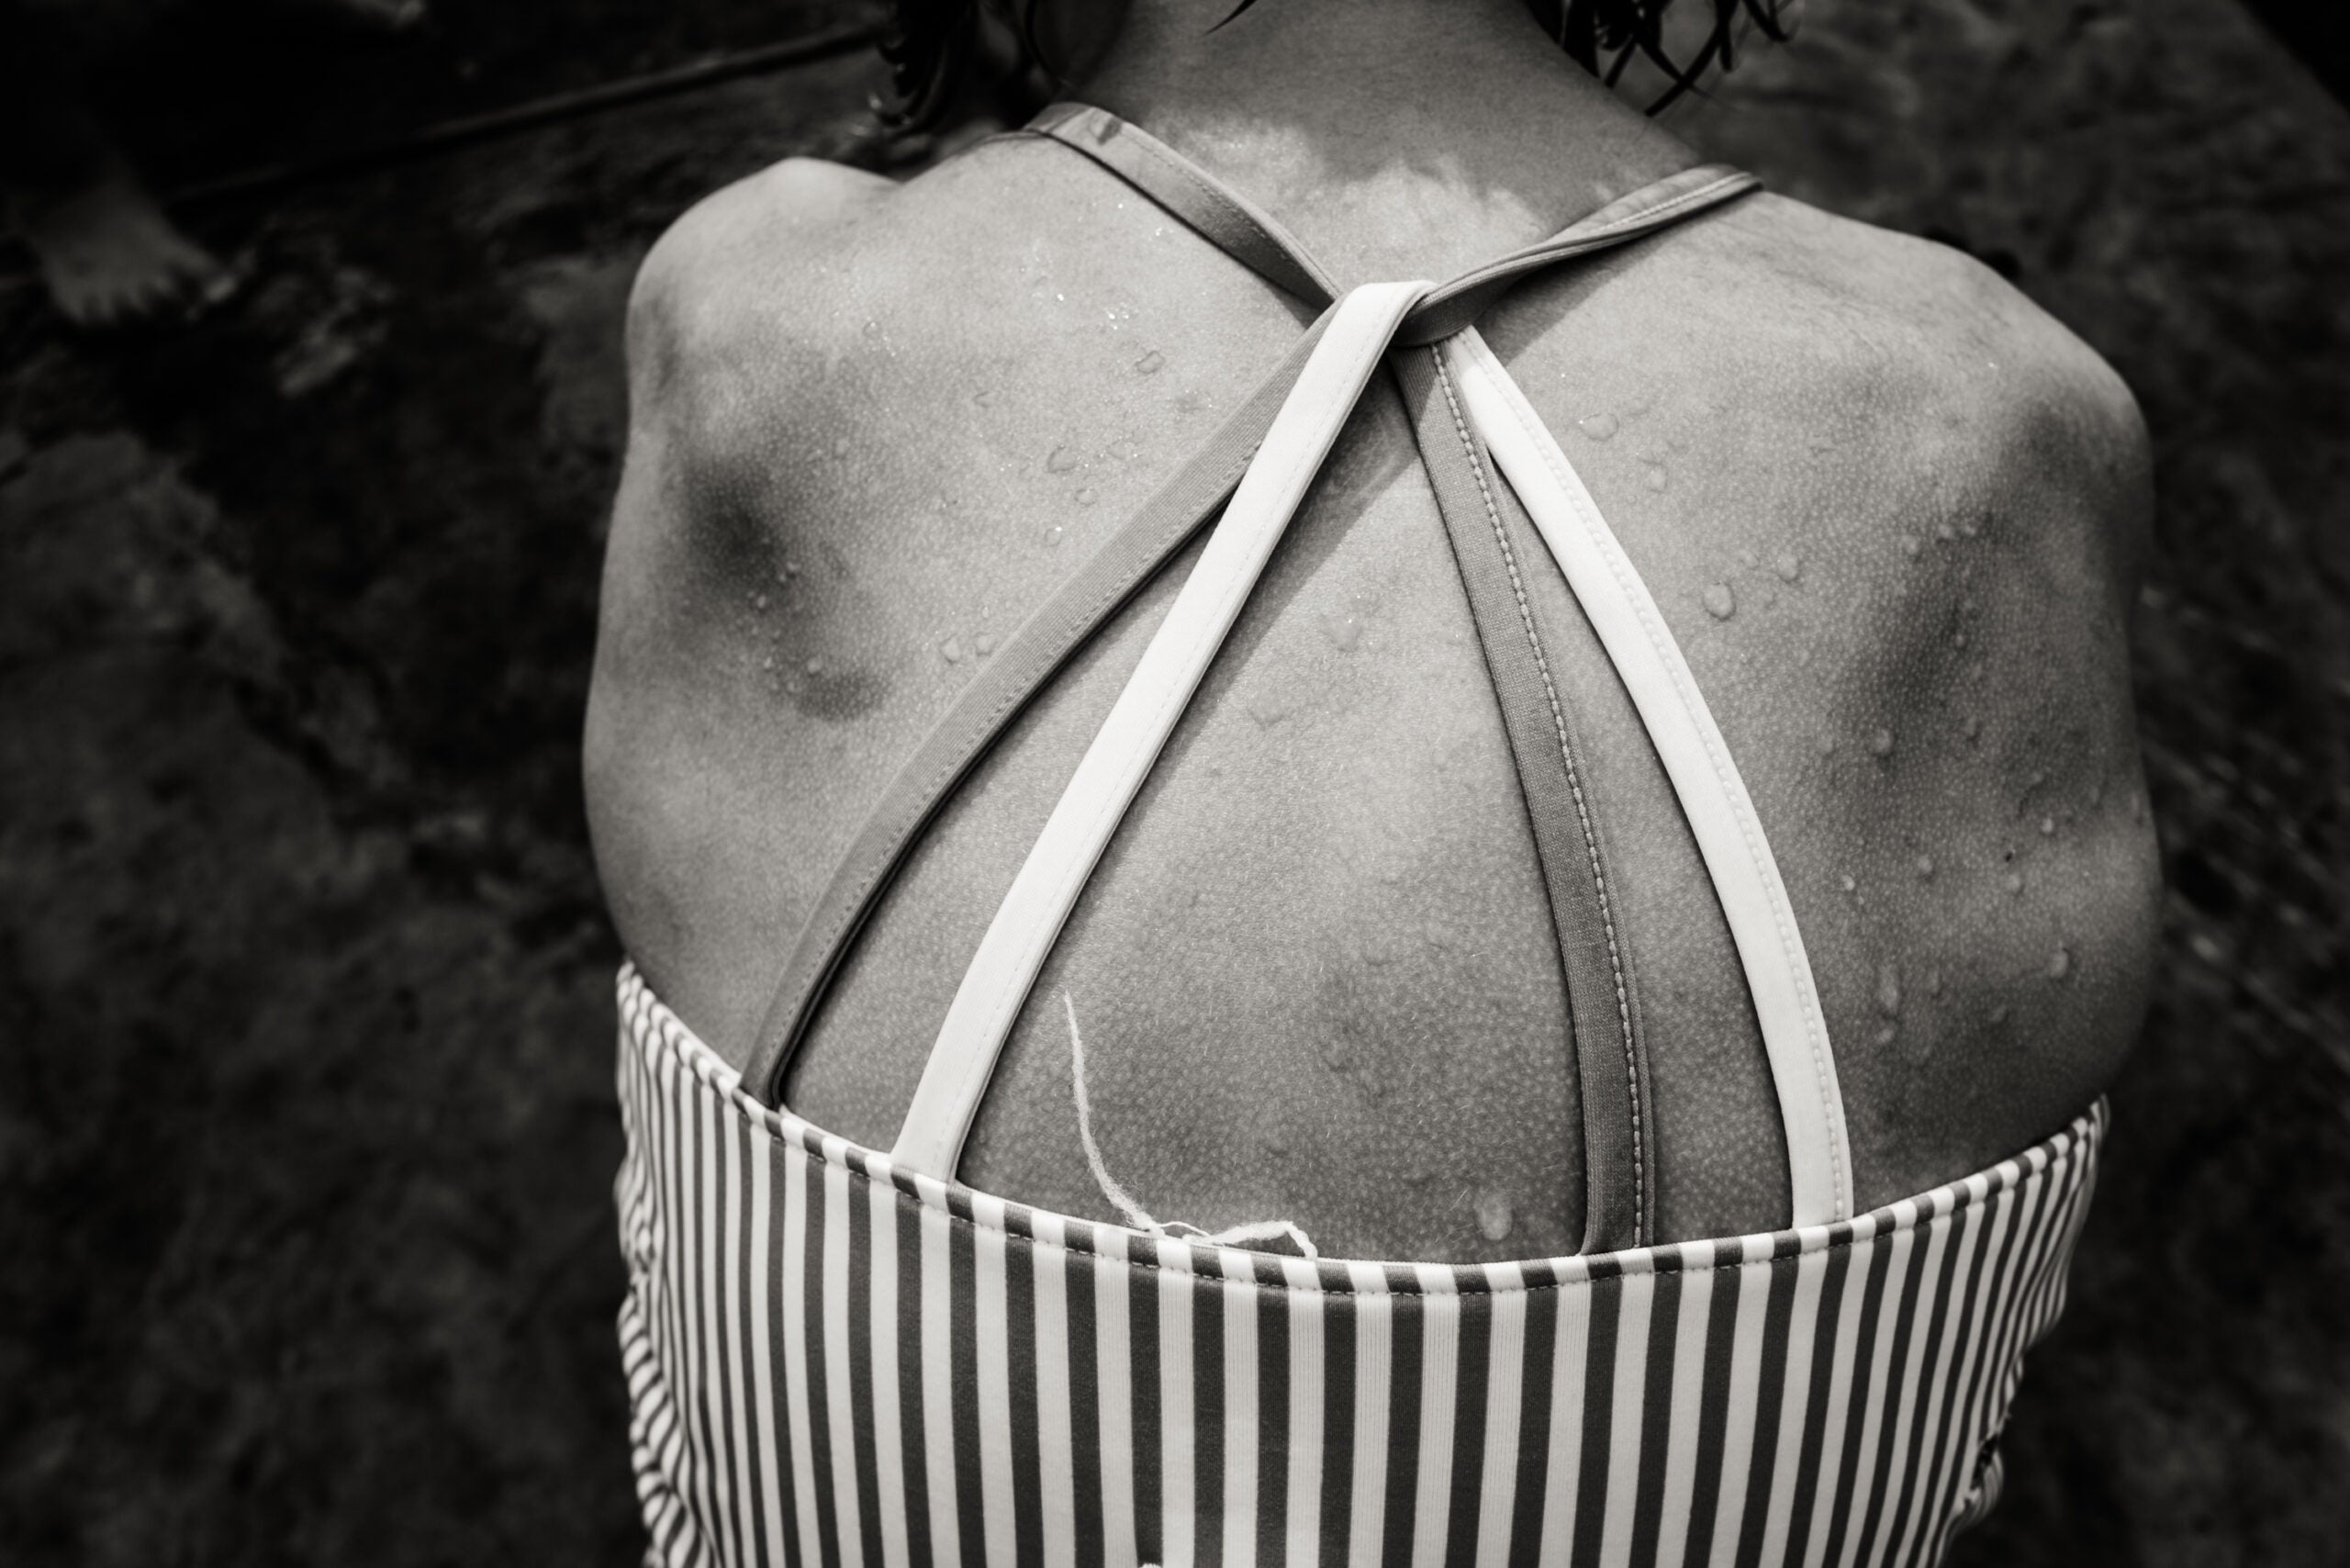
[745, 316, 1332, 1100]
[1393, 163, 1762, 345]
[1024, 102, 1757, 341]
[748, 106, 1760, 1212]
[1026, 103, 1342, 306]
[1024, 106, 1743, 1245]
[1393, 347, 1655, 1252]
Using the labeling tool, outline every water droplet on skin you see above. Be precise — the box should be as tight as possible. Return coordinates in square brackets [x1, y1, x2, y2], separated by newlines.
[1249, 691, 1297, 728]
[1875, 1024, 1898, 1047]
[1936, 522, 1956, 542]
[1953, 631, 1969, 650]
[2048, 946, 2072, 980]
[1324, 615, 1363, 653]
[975, 633, 997, 656]
[1901, 536, 1922, 559]
[1577, 411, 1618, 442]
[1135, 350, 1166, 375]
[1475, 1190, 1515, 1242]
[1841, 874, 1858, 894]
[1704, 583, 1736, 620]
[831, 436, 850, 459]
[2040, 816, 2056, 836]
[1927, 967, 1944, 997]
[941, 637, 965, 664]
[1963, 715, 1981, 742]
[804, 655, 826, 676]
[1818, 735, 1838, 757]
[1774, 553, 1802, 583]
[1876, 963, 1904, 1016]
[2003, 871, 2024, 895]
[1916, 855, 1935, 879]
[862, 319, 881, 338]
[1645, 465, 1668, 491]
[760, 655, 774, 670]
[1077, 487, 1098, 505]
[2027, 769, 2047, 790]
[973, 387, 996, 408]
[753, 592, 768, 611]
[1046, 445, 1081, 474]
[1871, 728, 1896, 758]
[1044, 525, 1064, 549]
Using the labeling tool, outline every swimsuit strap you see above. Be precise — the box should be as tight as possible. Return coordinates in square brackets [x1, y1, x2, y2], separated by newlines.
[743, 117, 1746, 1097]
[1389, 344, 1662, 1249]
[1021, 105, 1779, 1246]
[746, 106, 1853, 1234]
[1025, 102, 1343, 306]
[894, 279, 1436, 1177]
[744, 315, 1336, 1095]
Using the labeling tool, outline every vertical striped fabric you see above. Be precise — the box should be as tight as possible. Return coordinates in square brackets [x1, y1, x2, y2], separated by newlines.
[616, 969, 2102, 1568]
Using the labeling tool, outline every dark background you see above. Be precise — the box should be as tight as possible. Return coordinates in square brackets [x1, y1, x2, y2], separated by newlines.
[1, 0, 2344, 1562]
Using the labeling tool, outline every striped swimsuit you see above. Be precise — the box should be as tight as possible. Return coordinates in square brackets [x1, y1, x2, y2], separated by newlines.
[614, 106, 2105, 1567]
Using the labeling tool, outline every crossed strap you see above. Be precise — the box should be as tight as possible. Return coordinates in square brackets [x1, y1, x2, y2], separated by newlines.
[741, 106, 1852, 1242]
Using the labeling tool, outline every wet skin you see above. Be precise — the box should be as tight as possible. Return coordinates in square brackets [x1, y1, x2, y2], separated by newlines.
[586, 60, 2159, 1261]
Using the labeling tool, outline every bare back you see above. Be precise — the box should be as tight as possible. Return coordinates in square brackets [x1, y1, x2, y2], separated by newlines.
[585, 111, 2158, 1261]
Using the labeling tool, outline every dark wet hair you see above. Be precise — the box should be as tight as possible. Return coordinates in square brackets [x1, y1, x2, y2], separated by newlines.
[884, 0, 1796, 129]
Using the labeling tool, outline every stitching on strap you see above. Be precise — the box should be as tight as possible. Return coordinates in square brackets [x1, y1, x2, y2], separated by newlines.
[1430, 344, 1644, 1248]
[1457, 335, 1850, 1216]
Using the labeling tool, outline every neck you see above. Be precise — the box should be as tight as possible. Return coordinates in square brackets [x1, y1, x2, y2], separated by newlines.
[1063, 0, 1695, 284]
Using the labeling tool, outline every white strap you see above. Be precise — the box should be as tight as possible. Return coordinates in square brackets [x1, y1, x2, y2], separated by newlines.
[1440, 328, 1854, 1226]
[891, 281, 1434, 1179]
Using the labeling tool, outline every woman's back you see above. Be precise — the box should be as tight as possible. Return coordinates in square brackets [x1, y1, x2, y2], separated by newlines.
[584, 1, 2158, 1262]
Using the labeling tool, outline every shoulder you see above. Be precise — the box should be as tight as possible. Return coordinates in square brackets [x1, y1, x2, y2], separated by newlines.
[616, 137, 1091, 474]
[1708, 197, 2162, 1164]
[1707, 192, 2150, 570]
[1516, 187, 2163, 1176]
[622, 156, 893, 421]
[633, 154, 894, 308]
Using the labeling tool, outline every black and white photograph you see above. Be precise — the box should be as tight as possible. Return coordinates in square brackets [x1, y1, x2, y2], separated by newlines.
[3, 2, 2344, 1563]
